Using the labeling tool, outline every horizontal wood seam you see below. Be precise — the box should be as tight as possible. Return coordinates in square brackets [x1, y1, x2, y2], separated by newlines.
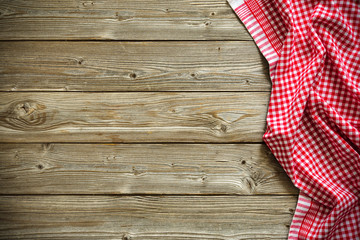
[0, 193, 298, 196]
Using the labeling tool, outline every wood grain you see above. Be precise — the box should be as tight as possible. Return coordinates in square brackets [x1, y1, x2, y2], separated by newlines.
[0, 0, 250, 40]
[0, 92, 269, 143]
[0, 143, 297, 195]
[0, 0, 298, 239]
[0, 195, 297, 239]
[0, 41, 270, 92]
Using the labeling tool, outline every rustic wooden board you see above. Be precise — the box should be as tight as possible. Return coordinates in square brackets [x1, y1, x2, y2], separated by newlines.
[0, 143, 297, 195]
[0, 0, 250, 40]
[0, 92, 269, 143]
[0, 195, 297, 239]
[0, 0, 298, 238]
[0, 41, 270, 92]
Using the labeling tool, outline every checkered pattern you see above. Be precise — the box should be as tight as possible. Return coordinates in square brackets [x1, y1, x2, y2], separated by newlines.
[227, 0, 360, 239]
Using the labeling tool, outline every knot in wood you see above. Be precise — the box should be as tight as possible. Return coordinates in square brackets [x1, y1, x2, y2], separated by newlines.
[201, 175, 207, 181]
[220, 124, 227, 132]
[4, 100, 47, 129]
[211, 122, 228, 135]
[37, 164, 44, 170]
[129, 73, 137, 79]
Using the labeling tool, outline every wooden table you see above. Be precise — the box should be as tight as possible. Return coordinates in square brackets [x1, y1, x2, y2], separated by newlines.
[0, 0, 298, 239]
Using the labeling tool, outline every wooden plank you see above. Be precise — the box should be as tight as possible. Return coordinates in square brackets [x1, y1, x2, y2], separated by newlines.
[0, 41, 270, 92]
[0, 92, 269, 143]
[0, 143, 297, 195]
[0, 195, 297, 239]
[0, 0, 250, 40]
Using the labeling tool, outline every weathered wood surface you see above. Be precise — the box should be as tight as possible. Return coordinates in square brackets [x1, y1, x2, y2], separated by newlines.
[0, 0, 250, 40]
[0, 0, 298, 239]
[0, 92, 269, 143]
[0, 195, 297, 240]
[0, 41, 270, 92]
[0, 143, 297, 195]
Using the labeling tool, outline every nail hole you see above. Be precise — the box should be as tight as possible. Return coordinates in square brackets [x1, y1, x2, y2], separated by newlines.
[241, 160, 246, 165]
[130, 73, 137, 79]
[37, 164, 44, 170]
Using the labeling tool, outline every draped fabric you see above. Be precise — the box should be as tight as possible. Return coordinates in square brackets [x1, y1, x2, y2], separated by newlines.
[227, 0, 360, 238]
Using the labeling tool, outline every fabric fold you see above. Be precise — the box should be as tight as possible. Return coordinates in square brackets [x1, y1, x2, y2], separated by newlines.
[227, 0, 360, 239]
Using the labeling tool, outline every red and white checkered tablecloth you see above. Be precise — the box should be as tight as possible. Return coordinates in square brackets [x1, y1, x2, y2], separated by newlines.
[227, 0, 360, 239]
